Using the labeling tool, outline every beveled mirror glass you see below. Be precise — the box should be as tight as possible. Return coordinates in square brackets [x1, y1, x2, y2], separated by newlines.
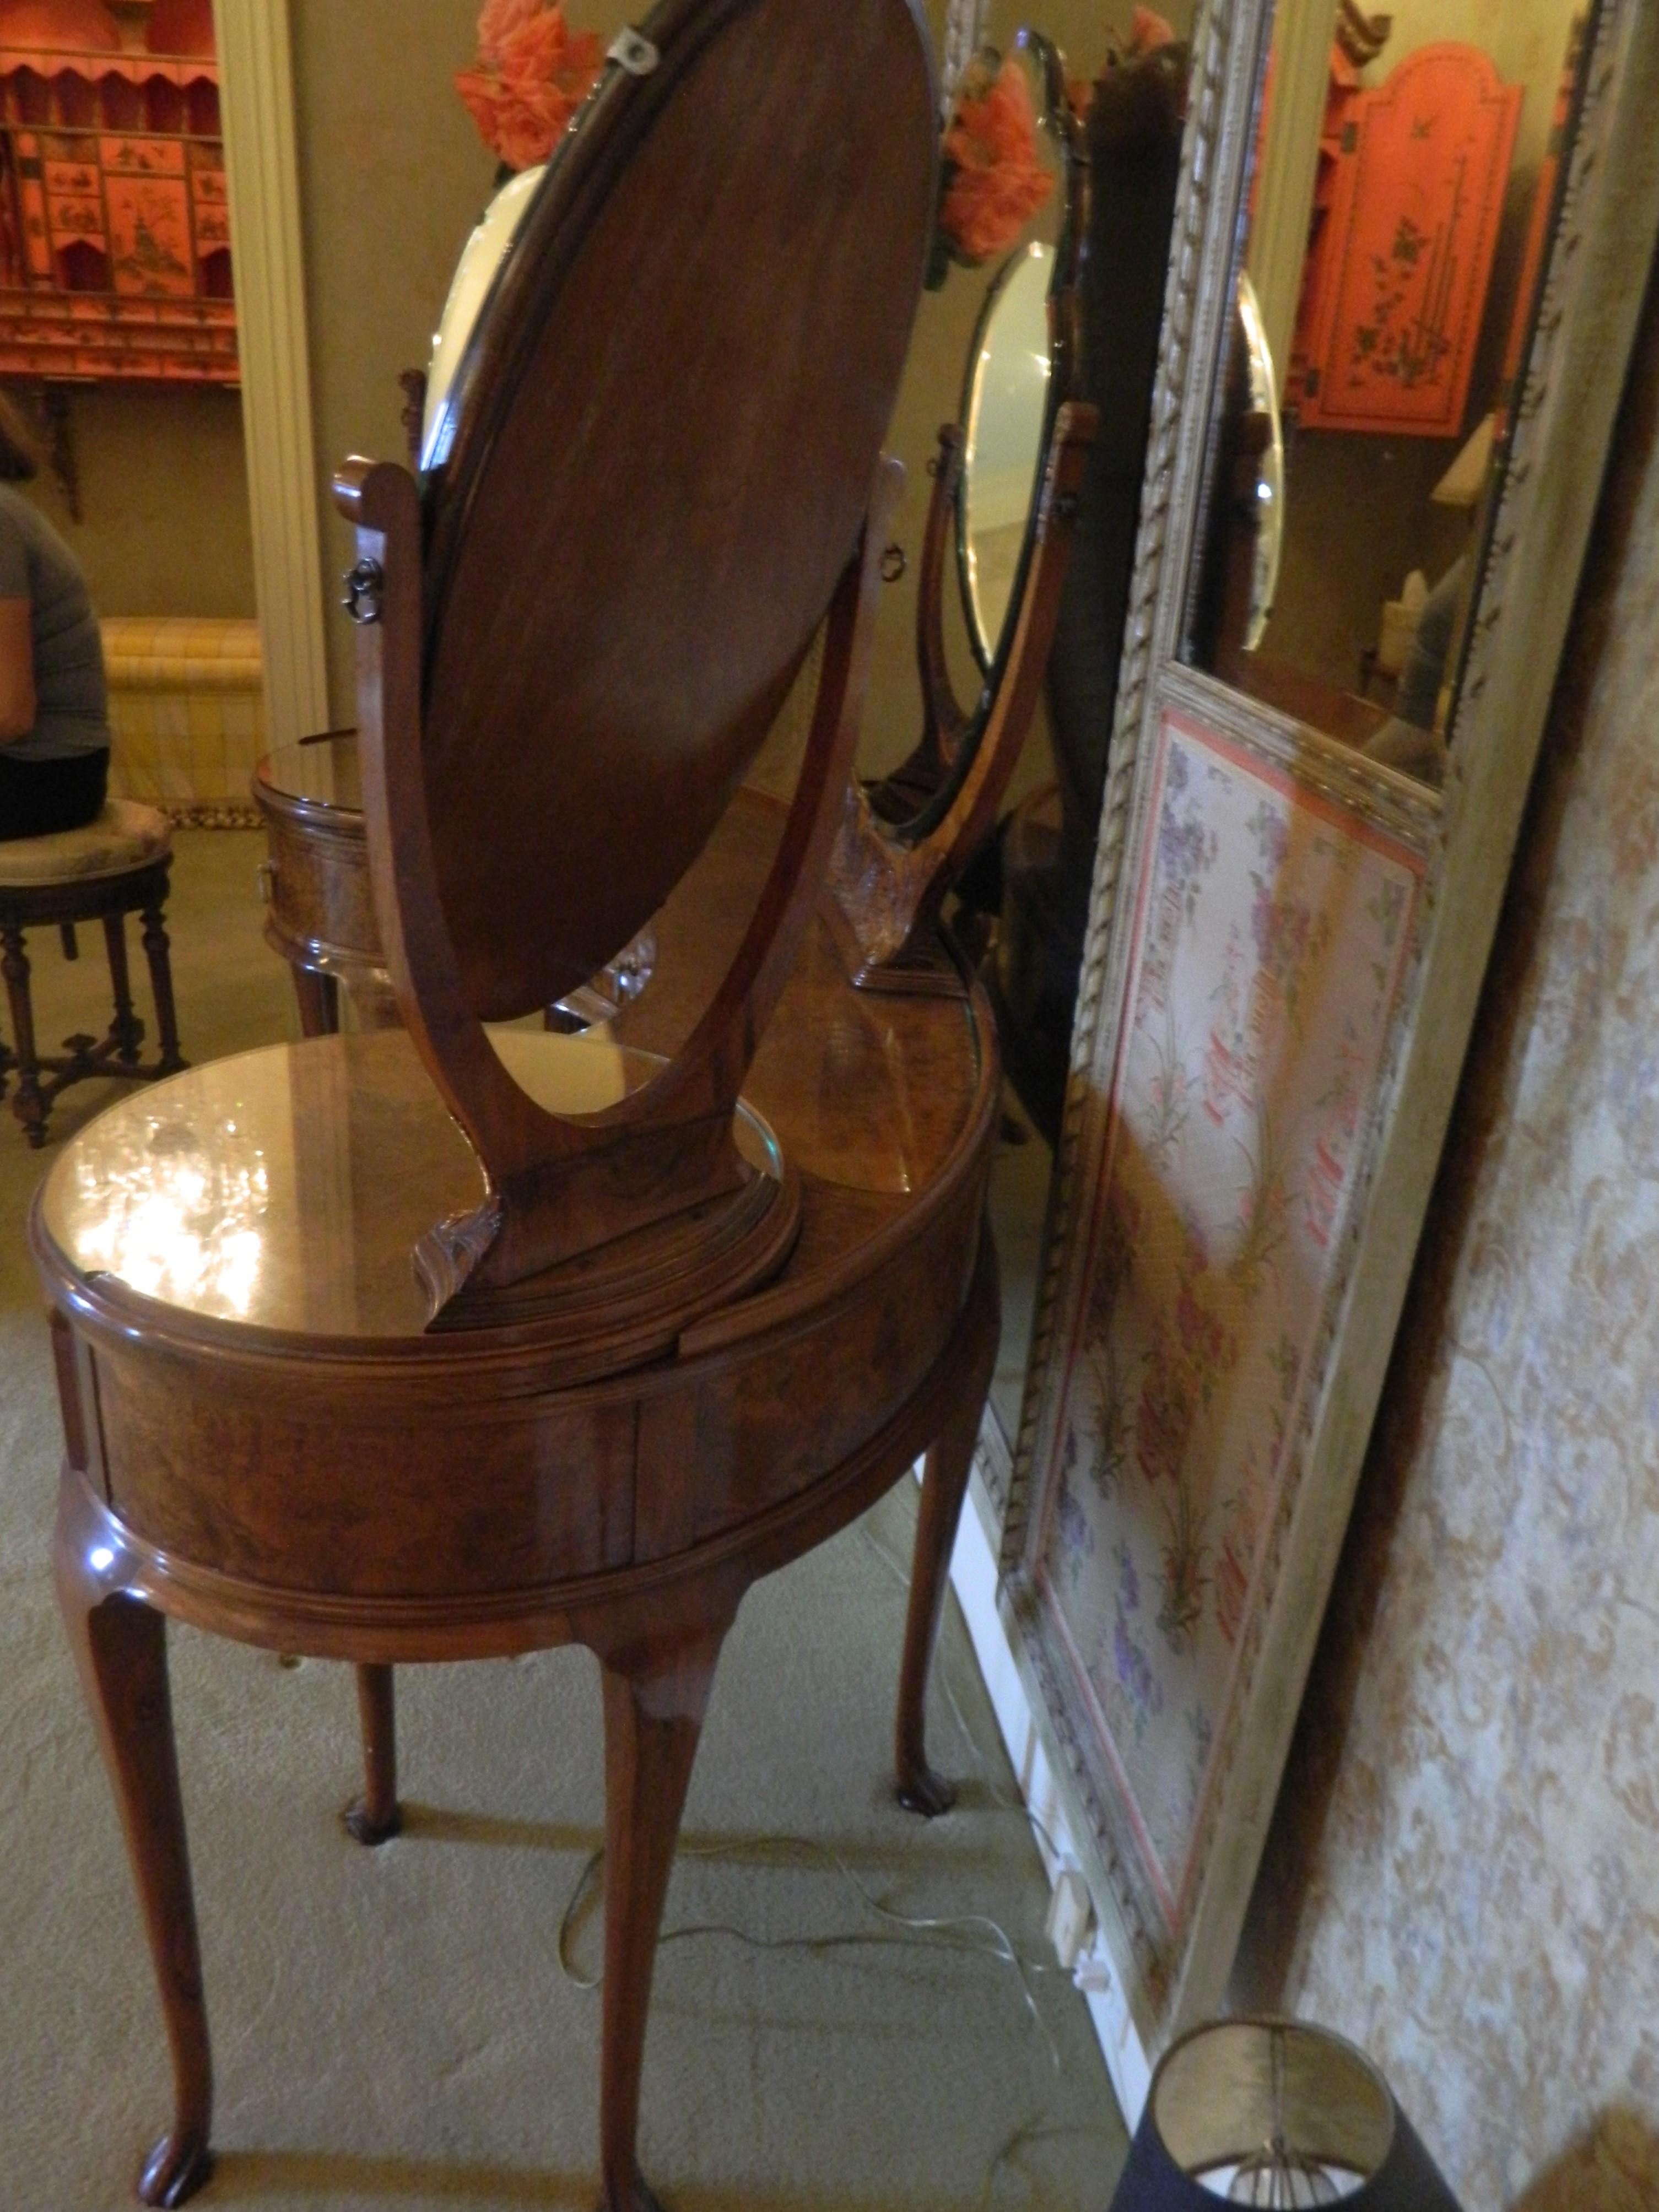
[418, 159, 547, 475]
[960, 237, 1055, 666]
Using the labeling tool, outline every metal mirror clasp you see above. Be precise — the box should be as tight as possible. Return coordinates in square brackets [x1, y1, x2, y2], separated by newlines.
[609, 28, 659, 74]
[342, 559, 384, 625]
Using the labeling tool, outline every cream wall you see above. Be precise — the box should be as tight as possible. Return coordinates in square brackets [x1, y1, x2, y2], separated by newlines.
[289, 0, 504, 726]
[1236, 272, 1659, 2209]
[9, 385, 255, 623]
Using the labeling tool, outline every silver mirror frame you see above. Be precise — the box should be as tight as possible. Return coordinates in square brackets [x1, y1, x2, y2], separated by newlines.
[987, 0, 1659, 2068]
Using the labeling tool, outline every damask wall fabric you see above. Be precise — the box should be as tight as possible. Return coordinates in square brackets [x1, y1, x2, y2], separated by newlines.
[1033, 706, 1422, 1974]
[1238, 279, 1659, 2209]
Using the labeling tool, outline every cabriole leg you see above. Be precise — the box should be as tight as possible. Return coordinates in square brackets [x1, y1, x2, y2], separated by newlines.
[895, 1225, 999, 1817]
[344, 1662, 401, 1843]
[594, 1621, 728, 2212]
[54, 1473, 213, 2207]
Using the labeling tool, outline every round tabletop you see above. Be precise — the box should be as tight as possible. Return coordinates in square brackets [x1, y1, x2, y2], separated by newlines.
[255, 733, 363, 815]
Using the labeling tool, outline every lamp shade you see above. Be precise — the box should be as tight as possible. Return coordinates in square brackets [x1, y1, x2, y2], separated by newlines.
[1109, 2018, 1464, 2209]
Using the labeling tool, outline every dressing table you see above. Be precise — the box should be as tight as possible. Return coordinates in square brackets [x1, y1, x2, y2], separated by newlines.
[35, 7, 998, 2208]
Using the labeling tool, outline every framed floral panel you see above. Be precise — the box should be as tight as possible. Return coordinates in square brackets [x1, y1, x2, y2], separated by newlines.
[1018, 697, 1428, 2004]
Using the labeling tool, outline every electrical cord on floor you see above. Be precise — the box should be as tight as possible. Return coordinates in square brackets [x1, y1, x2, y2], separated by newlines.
[862, 1512, 1130, 2199]
[545, 1506, 1123, 2199]
[556, 1829, 1064, 2070]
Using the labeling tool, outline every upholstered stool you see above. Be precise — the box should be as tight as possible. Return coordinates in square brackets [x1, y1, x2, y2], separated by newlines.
[0, 800, 185, 1147]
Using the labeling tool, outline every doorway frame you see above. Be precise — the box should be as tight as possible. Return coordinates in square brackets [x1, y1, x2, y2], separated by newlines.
[212, 0, 330, 750]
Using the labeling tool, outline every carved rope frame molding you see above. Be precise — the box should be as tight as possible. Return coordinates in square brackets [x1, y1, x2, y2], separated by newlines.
[989, 0, 1659, 2056]
[210, 0, 331, 749]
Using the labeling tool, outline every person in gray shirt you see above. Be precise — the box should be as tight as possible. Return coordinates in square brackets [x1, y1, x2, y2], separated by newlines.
[0, 392, 111, 841]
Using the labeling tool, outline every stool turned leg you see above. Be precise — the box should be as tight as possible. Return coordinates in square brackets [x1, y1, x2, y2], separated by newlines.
[139, 900, 186, 1075]
[343, 1663, 402, 1844]
[1, 922, 46, 1146]
[103, 914, 145, 1064]
[55, 1480, 213, 2208]
[594, 1621, 730, 2212]
[895, 1227, 1000, 1818]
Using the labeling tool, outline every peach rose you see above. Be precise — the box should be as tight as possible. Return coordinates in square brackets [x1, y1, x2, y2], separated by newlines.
[456, 1, 604, 171]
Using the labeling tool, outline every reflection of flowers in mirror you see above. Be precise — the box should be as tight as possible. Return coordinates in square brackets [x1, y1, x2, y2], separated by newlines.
[933, 52, 1054, 285]
[455, 0, 604, 174]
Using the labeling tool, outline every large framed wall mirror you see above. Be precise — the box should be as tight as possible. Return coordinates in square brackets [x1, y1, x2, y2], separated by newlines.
[908, 0, 1659, 2085]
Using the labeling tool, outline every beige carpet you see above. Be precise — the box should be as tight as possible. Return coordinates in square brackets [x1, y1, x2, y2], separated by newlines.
[0, 832, 1127, 2212]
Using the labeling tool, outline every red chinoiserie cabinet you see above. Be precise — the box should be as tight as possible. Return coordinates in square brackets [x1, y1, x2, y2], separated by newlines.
[0, 0, 234, 382]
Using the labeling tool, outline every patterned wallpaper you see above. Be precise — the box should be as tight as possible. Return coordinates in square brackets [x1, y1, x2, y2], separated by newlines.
[1235, 278, 1659, 2209]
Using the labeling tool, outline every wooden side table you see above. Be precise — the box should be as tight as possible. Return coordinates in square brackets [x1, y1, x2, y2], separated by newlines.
[251, 732, 395, 1036]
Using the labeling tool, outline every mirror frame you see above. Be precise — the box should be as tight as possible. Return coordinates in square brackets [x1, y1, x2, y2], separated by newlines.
[957, 235, 1059, 673]
[985, 0, 1659, 2070]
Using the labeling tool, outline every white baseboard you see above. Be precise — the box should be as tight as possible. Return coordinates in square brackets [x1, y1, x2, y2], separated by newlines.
[947, 1463, 1152, 2132]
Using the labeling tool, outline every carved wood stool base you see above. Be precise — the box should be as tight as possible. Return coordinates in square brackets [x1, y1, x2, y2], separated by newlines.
[0, 859, 184, 1148]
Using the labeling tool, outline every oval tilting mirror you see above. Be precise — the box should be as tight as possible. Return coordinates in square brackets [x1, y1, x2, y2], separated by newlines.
[960, 237, 1055, 669]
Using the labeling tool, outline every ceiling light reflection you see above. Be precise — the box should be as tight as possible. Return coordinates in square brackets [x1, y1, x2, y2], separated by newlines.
[68, 1113, 269, 1320]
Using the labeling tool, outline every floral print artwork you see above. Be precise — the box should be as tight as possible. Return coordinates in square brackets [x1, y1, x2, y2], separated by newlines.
[1300, 45, 1522, 435]
[1034, 708, 1422, 1934]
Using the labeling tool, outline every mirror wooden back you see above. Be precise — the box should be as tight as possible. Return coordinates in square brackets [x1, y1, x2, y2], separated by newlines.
[420, 0, 938, 1022]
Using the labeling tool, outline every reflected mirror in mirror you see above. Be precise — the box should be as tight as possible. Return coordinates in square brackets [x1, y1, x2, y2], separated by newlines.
[974, 9, 1195, 1445]
[843, 6, 1196, 1447]
[1186, 0, 1588, 790]
[846, 20, 1079, 850]
[961, 239, 1055, 667]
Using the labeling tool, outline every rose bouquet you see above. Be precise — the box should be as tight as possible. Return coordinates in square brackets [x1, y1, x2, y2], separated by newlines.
[455, 0, 605, 174]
